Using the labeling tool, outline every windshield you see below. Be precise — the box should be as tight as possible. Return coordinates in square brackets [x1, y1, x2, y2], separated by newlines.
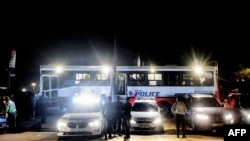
[132, 102, 158, 112]
[67, 104, 101, 113]
[192, 97, 220, 107]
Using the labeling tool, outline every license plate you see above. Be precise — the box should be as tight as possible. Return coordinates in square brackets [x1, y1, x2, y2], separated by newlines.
[139, 125, 150, 128]
[212, 123, 223, 127]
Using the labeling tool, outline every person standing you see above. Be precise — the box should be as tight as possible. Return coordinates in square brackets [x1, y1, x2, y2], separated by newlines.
[113, 96, 124, 136]
[103, 96, 115, 140]
[38, 92, 48, 124]
[30, 92, 39, 120]
[5, 96, 17, 130]
[171, 96, 187, 138]
[123, 97, 132, 139]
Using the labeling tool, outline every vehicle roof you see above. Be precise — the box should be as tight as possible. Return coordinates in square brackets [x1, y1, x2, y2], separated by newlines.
[134, 100, 156, 103]
[189, 94, 214, 98]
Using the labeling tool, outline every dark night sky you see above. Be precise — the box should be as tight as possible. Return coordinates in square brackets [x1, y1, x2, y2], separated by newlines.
[1, 3, 250, 90]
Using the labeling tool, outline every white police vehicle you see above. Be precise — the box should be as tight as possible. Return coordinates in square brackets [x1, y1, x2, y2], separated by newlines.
[56, 94, 105, 138]
[130, 97, 164, 133]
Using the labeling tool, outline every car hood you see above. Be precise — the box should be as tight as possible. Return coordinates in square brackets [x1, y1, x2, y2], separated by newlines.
[60, 112, 102, 121]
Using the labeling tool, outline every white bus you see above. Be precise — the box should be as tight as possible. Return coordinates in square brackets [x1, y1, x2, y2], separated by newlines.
[39, 65, 219, 117]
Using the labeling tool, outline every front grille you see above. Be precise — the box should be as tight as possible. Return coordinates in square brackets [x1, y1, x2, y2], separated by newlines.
[135, 118, 154, 123]
[136, 121, 153, 123]
[67, 122, 88, 128]
[64, 131, 92, 135]
[210, 113, 223, 122]
[134, 127, 155, 130]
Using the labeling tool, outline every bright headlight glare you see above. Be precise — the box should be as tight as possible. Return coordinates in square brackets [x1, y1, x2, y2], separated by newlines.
[89, 120, 100, 127]
[196, 114, 209, 120]
[130, 118, 136, 124]
[57, 119, 67, 127]
[225, 114, 233, 120]
[153, 117, 162, 124]
[247, 114, 250, 119]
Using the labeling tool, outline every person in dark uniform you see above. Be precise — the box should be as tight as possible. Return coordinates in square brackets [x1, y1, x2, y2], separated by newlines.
[113, 96, 124, 136]
[38, 92, 48, 124]
[123, 97, 132, 139]
[103, 96, 115, 140]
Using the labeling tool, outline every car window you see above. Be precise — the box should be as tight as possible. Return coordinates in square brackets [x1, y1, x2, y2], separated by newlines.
[132, 102, 158, 112]
[68, 104, 101, 113]
[192, 97, 220, 107]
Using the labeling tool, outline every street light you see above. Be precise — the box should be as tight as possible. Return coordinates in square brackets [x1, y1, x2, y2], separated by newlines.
[31, 82, 36, 92]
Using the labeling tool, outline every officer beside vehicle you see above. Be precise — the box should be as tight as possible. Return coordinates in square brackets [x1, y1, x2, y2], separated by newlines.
[38, 91, 48, 124]
[5, 96, 17, 130]
[171, 95, 187, 138]
[103, 96, 115, 140]
[113, 96, 124, 136]
[123, 97, 132, 139]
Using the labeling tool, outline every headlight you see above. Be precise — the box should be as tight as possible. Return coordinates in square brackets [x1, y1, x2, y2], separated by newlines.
[196, 114, 209, 120]
[88, 119, 101, 127]
[130, 117, 136, 124]
[247, 114, 250, 119]
[225, 114, 233, 120]
[57, 119, 67, 128]
[153, 117, 162, 124]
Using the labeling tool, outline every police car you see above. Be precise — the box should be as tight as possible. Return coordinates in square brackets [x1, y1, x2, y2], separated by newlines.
[130, 97, 164, 133]
[56, 94, 105, 138]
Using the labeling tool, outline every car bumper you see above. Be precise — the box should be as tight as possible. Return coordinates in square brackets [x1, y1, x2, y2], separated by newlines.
[130, 123, 163, 132]
[57, 126, 103, 137]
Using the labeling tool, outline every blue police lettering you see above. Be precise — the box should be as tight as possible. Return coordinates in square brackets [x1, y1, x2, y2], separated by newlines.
[134, 90, 160, 97]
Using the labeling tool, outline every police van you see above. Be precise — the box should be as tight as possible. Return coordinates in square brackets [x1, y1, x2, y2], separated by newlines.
[130, 97, 164, 133]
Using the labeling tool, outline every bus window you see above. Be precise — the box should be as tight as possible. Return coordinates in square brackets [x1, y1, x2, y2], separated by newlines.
[128, 73, 145, 86]
[42, 76, 49, 91]
[165, 72, 180, 86]
[94, 73, 110, 85]
[75, 73, 91, 85]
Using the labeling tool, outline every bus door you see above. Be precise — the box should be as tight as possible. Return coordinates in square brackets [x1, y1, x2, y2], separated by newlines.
[116, 73, 126, 95]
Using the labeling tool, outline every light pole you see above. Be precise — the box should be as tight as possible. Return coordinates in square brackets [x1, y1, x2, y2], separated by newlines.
[31, 82, 36, 92]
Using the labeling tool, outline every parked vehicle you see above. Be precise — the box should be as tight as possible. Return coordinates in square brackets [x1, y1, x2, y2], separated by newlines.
[223, 92, 250, 124]
[56, 94, 105, 138]
[0, 95, 7, 130]
[184, 94, 236, 132]
[130, 97, 164, 133]
[0, 111, 7, 130]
